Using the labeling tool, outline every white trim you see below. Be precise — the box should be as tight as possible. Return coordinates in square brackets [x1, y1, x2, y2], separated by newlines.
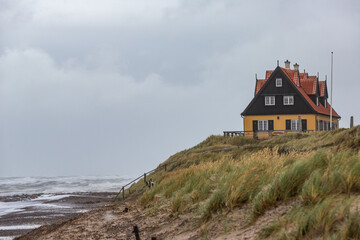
[276, 78, 282, 87]
[265, 96, 275, 106]
[283, 96, 294, 105]
[258, 120, 268, 131]
[291, 119, 299, 131]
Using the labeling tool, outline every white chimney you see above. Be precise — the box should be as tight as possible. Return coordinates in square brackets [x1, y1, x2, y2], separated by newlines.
[293, 63, 299, 71]
[284, 60, 290, 69]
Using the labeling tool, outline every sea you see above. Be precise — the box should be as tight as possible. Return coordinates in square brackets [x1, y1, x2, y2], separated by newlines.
[0, 175, 132, 240]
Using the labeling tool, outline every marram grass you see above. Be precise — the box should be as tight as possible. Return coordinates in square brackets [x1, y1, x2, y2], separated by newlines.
[129, 127, 360, 238]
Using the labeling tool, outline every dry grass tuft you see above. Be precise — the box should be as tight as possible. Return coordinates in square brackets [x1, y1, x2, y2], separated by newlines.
[126, 127, 360, 239]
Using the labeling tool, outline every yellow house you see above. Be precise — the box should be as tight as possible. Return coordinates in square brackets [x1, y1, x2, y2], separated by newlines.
[241, 60, 340, 138]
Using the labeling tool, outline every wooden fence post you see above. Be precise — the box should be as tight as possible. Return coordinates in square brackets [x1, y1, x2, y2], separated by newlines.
[144, 173, 147, 184]
[122, 187, 125, 200]
[164, 164, 167, 172]
[350, 116, 354, 128]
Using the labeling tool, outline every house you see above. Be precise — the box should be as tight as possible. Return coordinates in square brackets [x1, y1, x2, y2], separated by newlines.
[241, 60, 340, 138]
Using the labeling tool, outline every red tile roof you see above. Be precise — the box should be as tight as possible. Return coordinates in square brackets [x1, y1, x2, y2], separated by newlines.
[254, 67, 340, 118]
[255, 79, 266, 94]
[319, 81, 326, 97]
[300, 80, 316, 95]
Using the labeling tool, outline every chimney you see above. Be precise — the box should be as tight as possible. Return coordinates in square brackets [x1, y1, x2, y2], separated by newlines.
[293, 63, 299, 71]
[284, 60, 290, 69]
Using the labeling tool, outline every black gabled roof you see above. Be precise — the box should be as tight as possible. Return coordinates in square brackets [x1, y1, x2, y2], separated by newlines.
[241, 66, 340, 118]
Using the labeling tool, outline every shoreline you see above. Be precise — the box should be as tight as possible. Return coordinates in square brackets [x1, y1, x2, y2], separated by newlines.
[13, 193, 204, 240]
[0, 192, 116, 240]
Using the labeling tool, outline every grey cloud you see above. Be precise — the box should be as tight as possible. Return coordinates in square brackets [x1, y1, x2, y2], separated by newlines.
[0, 0, 359, 177]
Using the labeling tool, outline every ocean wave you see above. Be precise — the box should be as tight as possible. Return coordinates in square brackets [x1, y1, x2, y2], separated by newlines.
[0, 175, 133, 196]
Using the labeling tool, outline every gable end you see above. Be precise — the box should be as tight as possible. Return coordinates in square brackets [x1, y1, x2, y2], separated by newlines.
[242, 67, 318, 116]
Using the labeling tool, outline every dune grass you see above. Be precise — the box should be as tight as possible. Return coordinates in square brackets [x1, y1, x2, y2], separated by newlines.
[124, 126, 360, 238]
[259, 197, 360, 239]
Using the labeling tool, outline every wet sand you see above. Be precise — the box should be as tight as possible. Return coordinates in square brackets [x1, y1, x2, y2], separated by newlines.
[0, 192, 115, 239]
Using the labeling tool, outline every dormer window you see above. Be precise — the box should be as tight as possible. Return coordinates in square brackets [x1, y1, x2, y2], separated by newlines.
[316, 97, 319, 106]
[276, 78, 282, 87]
[265, 96, 275, 106]
[324, 100, 327, 108]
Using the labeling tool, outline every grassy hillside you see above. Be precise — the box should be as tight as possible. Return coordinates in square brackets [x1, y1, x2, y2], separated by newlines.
[123, 126, 360, 239]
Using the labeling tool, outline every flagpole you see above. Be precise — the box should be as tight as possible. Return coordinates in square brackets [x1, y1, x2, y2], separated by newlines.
[330, 52, 333, 129]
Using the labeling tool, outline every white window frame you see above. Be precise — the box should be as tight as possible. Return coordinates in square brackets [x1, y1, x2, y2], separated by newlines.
[324, 121, 329, 131]
[283, 96, 294, 105]
[276, 78, 282, 87]
[258, 120, 268, 131]
[291, 119, 299, 131]
[265, 96, 275, 106]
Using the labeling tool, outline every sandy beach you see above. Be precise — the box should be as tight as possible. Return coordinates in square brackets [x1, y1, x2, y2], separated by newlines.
[13, 192, 295, 240]
[15, 195, 202, 240]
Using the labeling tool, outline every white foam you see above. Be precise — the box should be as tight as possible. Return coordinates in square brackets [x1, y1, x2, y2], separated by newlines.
[0, 175, 132, 217]
[0, 175, 133, 196]
[0, 194, 71, 217]
[0, 237, 14, 240]
[33, 194, 70, 201]
[0, 224, 41, 230]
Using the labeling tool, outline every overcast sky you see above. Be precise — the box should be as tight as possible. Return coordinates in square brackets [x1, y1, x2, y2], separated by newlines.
[1, 0, 359, 177]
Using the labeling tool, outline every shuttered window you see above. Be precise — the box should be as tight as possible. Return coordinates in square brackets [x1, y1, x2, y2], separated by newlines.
[286, 119, 299, 131]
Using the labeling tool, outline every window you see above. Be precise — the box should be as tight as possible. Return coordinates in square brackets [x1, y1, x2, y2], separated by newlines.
[324, 100, 327, 108]
[283, 96, 294, 105]
[286, 119, 299, 131]
[276, 78, 282, 87]
[265, 96, 275, 106]
[291, 119, 299, 131]
[316, 97, 319, 106]
[324, 121, 329, 131]
[258, 120, 268, 131]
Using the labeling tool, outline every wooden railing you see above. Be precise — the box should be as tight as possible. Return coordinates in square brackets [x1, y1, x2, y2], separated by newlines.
[115, 162, 171, 201]
[115, 143, 259, 201]
[223, 130, 315, 138]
